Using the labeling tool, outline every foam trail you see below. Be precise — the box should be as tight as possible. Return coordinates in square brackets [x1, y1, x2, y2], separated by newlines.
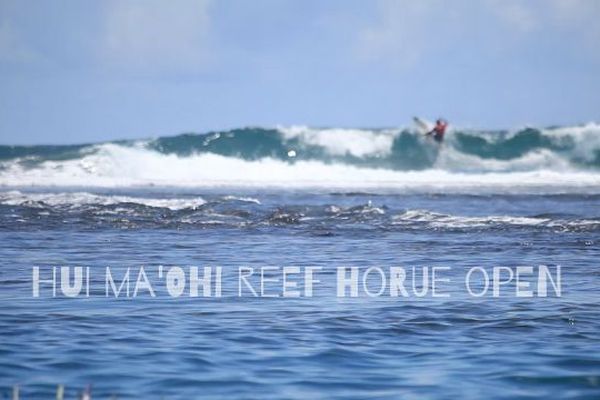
[392, 209, 599, 230]
[0, 190, 206, 210]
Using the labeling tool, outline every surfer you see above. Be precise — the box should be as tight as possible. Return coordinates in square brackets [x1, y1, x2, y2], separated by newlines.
[426, 119, 448, 142]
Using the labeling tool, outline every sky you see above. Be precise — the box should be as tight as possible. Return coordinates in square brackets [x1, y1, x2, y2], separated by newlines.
[0, 0, 599, 145]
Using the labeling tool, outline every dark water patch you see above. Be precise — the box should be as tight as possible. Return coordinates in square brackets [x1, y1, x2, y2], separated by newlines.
[1, 189, 600, 398]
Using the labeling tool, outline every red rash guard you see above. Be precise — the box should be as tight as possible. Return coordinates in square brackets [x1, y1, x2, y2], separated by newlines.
[433, 122, 447, 141]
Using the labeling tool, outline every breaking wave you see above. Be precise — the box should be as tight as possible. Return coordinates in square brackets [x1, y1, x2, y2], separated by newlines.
[1, 124, 600, 191]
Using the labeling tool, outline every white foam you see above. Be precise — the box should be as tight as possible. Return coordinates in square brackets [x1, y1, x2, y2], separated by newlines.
[0, 190, 206, 210]
[279, 125, 398, 157]
[1, 142, 600, 193]
[470, 122, 600, 164]
[393, 209, 600, 230]
[434, 145, 572, 173]
[221, 195, 261, 204]
[543, 122, 600, 163]
[393, 209, 549, 228]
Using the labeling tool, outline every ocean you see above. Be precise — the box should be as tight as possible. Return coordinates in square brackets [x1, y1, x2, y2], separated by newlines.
[1, 125, 599, 399]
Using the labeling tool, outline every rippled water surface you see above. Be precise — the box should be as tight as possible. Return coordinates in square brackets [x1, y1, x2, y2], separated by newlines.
[1, 188, 599, 399]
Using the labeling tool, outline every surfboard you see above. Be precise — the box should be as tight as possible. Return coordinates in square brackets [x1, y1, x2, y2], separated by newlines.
[413, 117, 431, 135]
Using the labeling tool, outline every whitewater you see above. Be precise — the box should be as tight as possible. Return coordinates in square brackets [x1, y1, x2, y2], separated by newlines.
[1, 123, 599, 192]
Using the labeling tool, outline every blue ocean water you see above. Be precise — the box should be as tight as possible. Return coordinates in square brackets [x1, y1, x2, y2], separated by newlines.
[1, 125, 600, 399]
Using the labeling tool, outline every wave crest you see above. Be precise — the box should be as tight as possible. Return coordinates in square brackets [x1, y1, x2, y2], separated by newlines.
[1, 124, 599, 190]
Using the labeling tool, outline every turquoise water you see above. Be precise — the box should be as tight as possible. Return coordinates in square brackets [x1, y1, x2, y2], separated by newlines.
[1, 125, 600, 169]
